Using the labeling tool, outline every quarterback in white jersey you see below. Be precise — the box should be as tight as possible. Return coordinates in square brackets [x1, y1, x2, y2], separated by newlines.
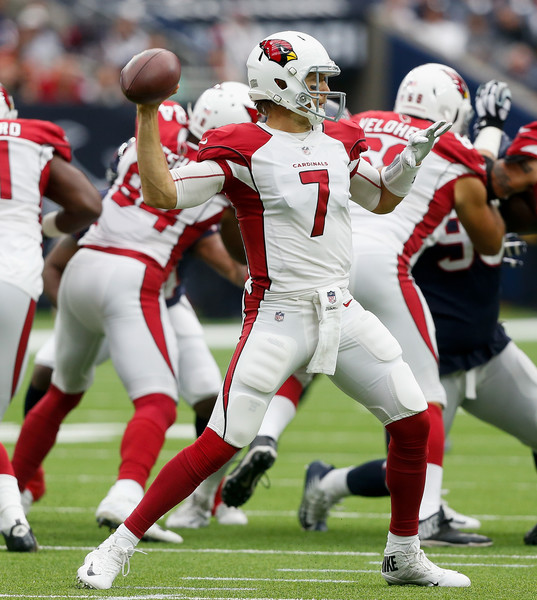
[76, 33, 476, 590]
[0, 83, 101, 553]
[348, 65, 507, 546]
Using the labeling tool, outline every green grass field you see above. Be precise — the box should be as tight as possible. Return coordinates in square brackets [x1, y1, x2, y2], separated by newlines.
[2, 310, 537, 599]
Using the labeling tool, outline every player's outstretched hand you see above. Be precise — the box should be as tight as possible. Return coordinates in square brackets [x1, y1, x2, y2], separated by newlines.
[475, 80, 511, 132]
[401, 120, 452, 168]
[503, 232, 528, 268]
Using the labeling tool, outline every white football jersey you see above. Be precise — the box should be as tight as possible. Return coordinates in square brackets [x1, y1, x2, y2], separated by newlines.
[0, 119, 72, 300]
[80, 102, 228, 277]
[350, 110, 487, 265]
[198, 119, 370, 298]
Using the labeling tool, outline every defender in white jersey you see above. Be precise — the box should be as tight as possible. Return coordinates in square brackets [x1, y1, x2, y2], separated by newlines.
[76, 32, 472, 590]
[0, 83, 101, 552]
[346, 65, 507, 546]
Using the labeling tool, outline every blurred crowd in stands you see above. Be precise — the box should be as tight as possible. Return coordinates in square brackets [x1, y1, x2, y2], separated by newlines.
[378, 0, 537, 91]
[1, 0, 537, 106]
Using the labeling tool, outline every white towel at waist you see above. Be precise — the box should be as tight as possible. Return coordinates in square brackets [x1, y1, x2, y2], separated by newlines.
[307, 286, 343, 376]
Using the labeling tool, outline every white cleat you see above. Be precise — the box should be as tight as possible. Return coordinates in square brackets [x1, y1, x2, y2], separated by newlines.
[166, 493, 211, 529]
[382, 539, 471, 587]
[214, 502, 248, 526]
[76, 535, 135, 590]
[441, 500, 481, 530]
[20, 489, 34, 517]
[96, 494, 183, 543]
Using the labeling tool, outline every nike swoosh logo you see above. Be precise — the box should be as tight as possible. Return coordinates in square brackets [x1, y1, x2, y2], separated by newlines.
[343, 300, 352, 307]
[199, 138, 208, 145]
[87, 562, 97, 576]
[432, 582, 439, 586]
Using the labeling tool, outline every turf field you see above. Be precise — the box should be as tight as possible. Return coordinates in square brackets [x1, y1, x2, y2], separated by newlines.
[2, 310, 537, 599]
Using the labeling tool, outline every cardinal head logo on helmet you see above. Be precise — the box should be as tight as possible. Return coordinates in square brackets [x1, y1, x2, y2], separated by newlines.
[442, 68, 469, 100]
[259, 39, 297, 67]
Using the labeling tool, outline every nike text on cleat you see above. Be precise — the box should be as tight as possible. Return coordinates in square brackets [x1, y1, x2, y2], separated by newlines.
[76, 537, 135, 590]
[382, 539, 471, 587]
[2, 519, 38, 552]
[418, 507, 492, 547]
[298, 460, 336, 531]
[221, 436, 277, 507]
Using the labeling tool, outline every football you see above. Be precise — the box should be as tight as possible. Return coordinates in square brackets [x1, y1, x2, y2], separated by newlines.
[120, 48, 181, 104]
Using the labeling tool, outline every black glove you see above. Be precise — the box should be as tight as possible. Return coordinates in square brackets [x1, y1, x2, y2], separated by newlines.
[503, 232, 528, 268]
[474, 80, 512, 131]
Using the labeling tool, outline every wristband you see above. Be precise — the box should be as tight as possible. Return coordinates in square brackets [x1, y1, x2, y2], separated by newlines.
[474, 126, 503, 158]
[380, 154, 420, 197]
[42, 211, 63, 238]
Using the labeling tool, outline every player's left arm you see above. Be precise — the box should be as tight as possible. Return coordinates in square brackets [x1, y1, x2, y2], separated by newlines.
[42, 235, 80, 307]
[192, 231, 247, 288]
[454, 175, 505, 255]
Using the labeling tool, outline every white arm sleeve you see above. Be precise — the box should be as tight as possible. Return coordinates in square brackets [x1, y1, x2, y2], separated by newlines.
[170, 160, 226, 209]
[349, 159, 382, 212]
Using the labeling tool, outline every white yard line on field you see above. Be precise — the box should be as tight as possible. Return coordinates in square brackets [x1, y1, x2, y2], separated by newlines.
[0, 421, 195, 443]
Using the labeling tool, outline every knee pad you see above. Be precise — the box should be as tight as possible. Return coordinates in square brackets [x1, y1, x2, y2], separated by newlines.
[355, 311, 402, 362]
[222, 391, 269, 448]
[389, 362, 428, 413]
[236, 331, 297, 394]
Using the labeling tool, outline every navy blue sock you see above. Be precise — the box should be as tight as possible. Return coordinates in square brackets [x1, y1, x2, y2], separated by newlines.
[24, 384, 47, 416]
[195, 415, 210, 438]
[346, 458, 389, 497]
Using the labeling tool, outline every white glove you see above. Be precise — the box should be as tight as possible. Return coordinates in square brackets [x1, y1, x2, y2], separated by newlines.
[382, 120, 451, 197]
[503, 232, 527, 268]
[401, 120, 452, 168]
[475, 80, 511, 131]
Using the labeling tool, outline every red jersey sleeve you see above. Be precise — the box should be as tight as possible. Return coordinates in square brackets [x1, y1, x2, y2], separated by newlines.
[323, 119, 368, 161]
[17, 119, 72, 162]
[197, 122, 272, 182]
[507, 121, 537, 160]
[433, 133, 487, 184]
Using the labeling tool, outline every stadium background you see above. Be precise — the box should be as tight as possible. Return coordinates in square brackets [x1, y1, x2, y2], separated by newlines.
[4, 0, 537, 316]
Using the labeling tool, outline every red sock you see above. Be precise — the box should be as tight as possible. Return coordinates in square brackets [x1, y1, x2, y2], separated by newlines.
[0, 443, 14, 476]
[119, 394, 176, 488]
[426, 403, 444, 467]
[11, 384, 82, 490]
[385, 411, 430, 536]
[25, 465, 46, 501]
[212, 479, 224, 514]
[276, 375, 303, 408]
[125, 428, 238, 538]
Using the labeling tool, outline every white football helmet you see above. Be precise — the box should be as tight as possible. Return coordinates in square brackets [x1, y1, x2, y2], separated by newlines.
[0, 83, 17, 119]
[247, 31, 346, 125]
[188, 81, 259, 140]
[394, 63, 472, 135]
